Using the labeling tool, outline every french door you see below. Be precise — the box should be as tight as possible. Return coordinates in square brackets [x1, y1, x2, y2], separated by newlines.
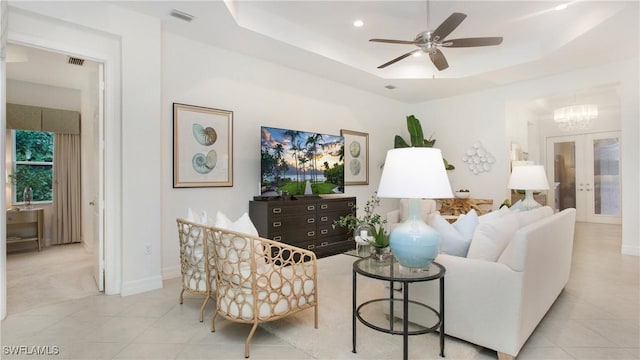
[546, 132, 622, 224]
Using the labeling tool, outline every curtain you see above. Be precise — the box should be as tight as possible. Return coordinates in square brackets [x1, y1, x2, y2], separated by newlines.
[53, 134, 81, 244]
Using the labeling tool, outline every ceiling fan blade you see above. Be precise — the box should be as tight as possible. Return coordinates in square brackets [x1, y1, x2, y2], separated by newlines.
[429, 49, 449, 71]
[442, 37, 504, 48]
[377, 50, 420, 69]
[431, 12, 467, 41]
[370, 38, 417, 45]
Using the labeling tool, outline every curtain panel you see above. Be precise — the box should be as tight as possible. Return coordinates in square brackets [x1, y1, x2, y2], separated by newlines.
[53, 134, 81, 244]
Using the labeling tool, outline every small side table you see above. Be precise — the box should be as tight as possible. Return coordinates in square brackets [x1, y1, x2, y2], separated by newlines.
[352, 257, 445, 360]
[6, 208, 44, 251]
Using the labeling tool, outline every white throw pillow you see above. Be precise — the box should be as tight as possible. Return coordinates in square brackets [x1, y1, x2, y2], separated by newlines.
[478, 206, 512, 224]
[427, 210, 478, 257]
[214, 211, 259, 236]
[514, 206, 553, 227]
[509, 199, 525, 212]
[453, 209, 479, 240]
[186, 208, 208, 224]
[214, 211, 266, 287]
[467, 211, 521, 262]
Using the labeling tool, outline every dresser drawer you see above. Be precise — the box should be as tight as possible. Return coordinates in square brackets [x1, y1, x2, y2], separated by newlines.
[317, 199, 355, 212]
[269, 203, 317, 216]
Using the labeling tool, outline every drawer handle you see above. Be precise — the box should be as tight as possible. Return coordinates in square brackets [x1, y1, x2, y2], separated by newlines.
[272, 208, 282, 214]
[347, 202, 354, 207]
[308, 244, 315, 250]
[273, 236, 282, 241]
[320, 229, 328, 235]
[320, 241, 329, 246]
[307, 205, 315, 211]
[307, 218, 315, 223]
[272, 221, 282, 228]
[307, 231, 315, 237]
[320, 204, 328, 209]
[320, 216, 328, 222]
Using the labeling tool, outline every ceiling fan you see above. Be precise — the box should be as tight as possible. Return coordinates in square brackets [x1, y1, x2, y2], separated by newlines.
[370, 6, 503, 71]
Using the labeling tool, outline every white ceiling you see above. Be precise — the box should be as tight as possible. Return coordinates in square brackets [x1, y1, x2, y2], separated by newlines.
[111, 0, 639, 103]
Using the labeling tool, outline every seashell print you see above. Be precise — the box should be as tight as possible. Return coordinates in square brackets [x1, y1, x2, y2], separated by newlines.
[192, 150, 217, 174]
[192, 123, 217, 146]
[349, 158, 361, 176]
[349, 140, 361, 157]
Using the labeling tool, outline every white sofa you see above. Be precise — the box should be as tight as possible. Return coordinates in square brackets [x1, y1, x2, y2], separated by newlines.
[384, 207, 577, 359]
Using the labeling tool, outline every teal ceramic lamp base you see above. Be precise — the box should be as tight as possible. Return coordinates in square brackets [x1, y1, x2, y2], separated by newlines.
[389, 198, 440, 269]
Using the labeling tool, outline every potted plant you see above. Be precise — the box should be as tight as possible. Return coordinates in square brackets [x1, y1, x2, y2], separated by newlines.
[333, 193, 390, 259]
[394, 115, 455, 170]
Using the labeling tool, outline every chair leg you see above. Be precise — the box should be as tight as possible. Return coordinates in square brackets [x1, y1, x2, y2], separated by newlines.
[245, 322, 259, 358]
[314, 303, 318, 329]
[210, 311, 218, 332]
[179, 289, 184, 304]
[199, 295, 210, 323]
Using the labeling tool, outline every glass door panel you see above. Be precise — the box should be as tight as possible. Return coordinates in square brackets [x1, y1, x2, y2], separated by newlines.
[589, 133, 621, 221]
[553, 141, 576, 211]
[546, 132, 621, 224]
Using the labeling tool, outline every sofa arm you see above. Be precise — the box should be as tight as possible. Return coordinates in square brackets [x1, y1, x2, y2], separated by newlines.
[386, 254, 524, 357]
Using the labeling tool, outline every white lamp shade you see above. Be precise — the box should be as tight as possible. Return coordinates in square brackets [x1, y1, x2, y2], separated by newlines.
[377, 147, 453, 199]
[507, 165, 549, 190]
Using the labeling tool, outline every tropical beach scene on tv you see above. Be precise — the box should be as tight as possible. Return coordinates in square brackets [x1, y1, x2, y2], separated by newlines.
[260, 126, 344, 196]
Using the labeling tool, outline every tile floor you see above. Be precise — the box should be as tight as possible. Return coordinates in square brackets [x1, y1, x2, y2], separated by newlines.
[1, 222, 638, 359]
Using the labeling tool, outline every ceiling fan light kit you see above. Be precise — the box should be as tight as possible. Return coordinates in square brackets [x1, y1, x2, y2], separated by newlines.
[370, 10, 503, 71]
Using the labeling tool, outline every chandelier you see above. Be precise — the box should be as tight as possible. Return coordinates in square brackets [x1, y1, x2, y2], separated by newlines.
[553, 104, 597, 131]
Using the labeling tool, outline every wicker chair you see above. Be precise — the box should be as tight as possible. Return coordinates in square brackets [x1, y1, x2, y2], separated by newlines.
[206, 225, 318, 358]
[176, 218, 216, 322]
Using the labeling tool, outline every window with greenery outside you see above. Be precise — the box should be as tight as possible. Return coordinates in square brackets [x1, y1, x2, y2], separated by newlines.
[10, 130, 54, 203]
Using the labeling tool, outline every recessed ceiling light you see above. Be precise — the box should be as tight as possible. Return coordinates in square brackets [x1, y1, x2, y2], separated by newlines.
[353, 20, 364, 28]
[554, 3, 569, 11]
[413, 52, 422, 57]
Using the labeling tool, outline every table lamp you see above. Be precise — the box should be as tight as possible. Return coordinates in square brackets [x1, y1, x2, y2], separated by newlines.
[377, 147, 453, 269]
[507, 164, 549, 210]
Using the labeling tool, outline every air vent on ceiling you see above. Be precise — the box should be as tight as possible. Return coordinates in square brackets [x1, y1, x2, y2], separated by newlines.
[68, 57, 85, 66]
[170, 9, 194, 22]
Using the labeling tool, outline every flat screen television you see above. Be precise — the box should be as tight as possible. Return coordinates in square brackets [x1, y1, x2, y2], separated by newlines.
[261, 126, 344, 196]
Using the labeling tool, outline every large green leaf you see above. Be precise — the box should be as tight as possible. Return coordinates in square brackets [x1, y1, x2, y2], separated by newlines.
[406, 115, 425, 147]
[394, 135, 410, 148]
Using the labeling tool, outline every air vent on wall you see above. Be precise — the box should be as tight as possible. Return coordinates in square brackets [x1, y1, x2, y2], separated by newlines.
[68, 57, 85, 66]
[170, 9, 194, 22]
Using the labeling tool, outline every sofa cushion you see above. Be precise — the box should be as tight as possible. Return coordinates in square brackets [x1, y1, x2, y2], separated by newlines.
[467, 211, 521, 262]
[427, 210, 478, 257]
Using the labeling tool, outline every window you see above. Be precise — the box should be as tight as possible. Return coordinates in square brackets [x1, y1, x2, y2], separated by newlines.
[11, 130, 54, 203]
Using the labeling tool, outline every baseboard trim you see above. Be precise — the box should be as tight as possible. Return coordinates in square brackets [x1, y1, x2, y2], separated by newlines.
[622, 245, 639, 256]
[120, 275, 163, 296]
[162, 265, 181, 281]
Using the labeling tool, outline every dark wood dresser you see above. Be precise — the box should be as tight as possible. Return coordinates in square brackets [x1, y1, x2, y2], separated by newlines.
[249, 195, 356, 258]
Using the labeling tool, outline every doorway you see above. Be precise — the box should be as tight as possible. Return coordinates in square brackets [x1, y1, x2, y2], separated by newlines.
[546, 132, 622, 224]
[4, 44, 106, 311]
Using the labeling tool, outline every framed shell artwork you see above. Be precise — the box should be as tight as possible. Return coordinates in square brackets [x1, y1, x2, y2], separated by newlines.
[341, 129, 369, 185]
[173, 103, 233, 187]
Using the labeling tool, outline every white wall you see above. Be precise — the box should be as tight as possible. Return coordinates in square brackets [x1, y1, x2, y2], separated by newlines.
[160, 32, 407, 279]
[410, 58, 639, 255]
